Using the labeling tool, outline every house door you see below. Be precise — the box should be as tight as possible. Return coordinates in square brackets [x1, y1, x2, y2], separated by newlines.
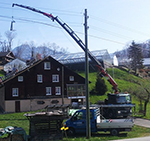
[15, 101, 20, 112]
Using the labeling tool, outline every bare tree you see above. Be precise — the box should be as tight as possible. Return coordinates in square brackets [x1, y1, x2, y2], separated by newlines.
[41, 43, 48, 58]
[15, 44, 27, 59]
[0, 34, 3, 50]
[0, 34, 7, 52]
[5, 31, 16, 51]
[60, 46, 68, 54]
[51, 43, 60, 55]
[29, 41, 36, 58]
[1, 40, 8, 52]
[49, 43, 68, 55]
[128, 79, 150, 116]
[0, 34, 2, 44]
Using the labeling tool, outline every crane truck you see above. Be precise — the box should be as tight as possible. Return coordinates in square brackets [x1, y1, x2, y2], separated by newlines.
[12, 3, 135, 118]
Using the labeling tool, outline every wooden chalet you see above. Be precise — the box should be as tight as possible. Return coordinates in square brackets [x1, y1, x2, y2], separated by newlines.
[0, 56, 86, 113]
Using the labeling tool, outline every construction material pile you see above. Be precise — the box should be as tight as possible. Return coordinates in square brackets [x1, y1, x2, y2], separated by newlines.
[0, 126, 28, 141]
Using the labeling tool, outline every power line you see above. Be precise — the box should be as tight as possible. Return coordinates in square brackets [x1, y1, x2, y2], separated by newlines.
[76, 31, 125, 45]
[0, 14, 126, 46]
[0, 14, 60, 28]
[0, 3, 82, 17]
[1, 2, 149, 37]
[16, 17, 60, 28]
[89, 34, 125, 45]
[0, 1, 82, 16]
[0, 19, 10, 22]
[0, 15, 11, 19]
[0, 3, 138, 38]
[59, 27, 81, 52]
[36, 6, 81, 15]
[0, 16, 126, 47]
[90, 15, 150, 37]
[0, 2, 10, 5]
[36, 7, 82, 17]
[90, 25, 132, 40]
[1, 3, 148, 49]
[0, 6, 12, 9]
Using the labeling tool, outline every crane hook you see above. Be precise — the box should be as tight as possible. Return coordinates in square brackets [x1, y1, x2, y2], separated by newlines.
[10, 16, 15, 31]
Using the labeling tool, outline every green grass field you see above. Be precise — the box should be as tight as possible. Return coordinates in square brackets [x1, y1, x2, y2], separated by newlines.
[62, 125, 150, 141]
[0, 112, 150, 141]
[0, 112, 150, 140]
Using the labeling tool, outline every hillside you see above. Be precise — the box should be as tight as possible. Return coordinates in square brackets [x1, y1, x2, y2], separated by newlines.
[79, 68, 150, 118]
[79, 68, 143, 96]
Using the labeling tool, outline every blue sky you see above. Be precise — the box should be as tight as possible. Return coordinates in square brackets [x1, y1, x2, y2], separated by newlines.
[1, 0, 150, 53]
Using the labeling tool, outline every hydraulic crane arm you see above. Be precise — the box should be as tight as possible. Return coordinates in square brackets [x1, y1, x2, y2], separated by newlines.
[12, 3, 118, 93]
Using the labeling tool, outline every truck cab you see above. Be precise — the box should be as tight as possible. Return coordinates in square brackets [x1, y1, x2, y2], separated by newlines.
[102, 93, 133, 118]
[65, 108, 98, 135]
[107, 93, 131, 104]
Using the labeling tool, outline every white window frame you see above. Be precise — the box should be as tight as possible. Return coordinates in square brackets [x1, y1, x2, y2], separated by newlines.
[69, 76, 74, 81]
[46, 87, 52, 95]
[52, 74, 59, 82]
[55, 87, 61, 95]
[18, 76, 23, 82]
[37, 75, 43, 83]
[12, 88, 19, 97]
[44, 62, 51, 70]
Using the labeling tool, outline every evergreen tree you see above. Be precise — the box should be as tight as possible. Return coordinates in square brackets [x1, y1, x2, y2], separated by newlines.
[128, 41, 144, 74]
[90, 73, 107, 96]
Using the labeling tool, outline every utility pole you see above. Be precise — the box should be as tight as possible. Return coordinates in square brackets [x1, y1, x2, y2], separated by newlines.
[84, 9, 91, 139]
[62, 66, 64, 105]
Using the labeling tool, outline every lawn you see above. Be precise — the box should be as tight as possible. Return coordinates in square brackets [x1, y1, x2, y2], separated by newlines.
[63, 125, 150, 140]
[0, 112, 150, 141]
[0, 112, 29, 135]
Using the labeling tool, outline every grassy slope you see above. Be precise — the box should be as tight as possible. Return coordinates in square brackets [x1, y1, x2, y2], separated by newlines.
[79, 68, 150, 118]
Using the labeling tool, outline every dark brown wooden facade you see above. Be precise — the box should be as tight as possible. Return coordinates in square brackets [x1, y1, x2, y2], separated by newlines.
[0, 56, 86, 113]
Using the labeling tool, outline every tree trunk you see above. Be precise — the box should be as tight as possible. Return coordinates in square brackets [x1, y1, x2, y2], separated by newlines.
[143, 101, 148, 116]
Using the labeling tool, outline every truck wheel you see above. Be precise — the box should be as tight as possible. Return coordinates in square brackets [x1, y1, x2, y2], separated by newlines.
[110, 129, 119, 136]
[67, 127, 75, 136]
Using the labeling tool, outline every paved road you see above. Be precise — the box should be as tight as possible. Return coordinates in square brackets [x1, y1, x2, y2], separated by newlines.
[112, 136, 150, 141]
[111, 118, 150, 141]
[134, 118, 150, 128]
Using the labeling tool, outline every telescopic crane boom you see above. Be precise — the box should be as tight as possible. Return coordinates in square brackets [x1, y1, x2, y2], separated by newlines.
[12, 3, 118, 93]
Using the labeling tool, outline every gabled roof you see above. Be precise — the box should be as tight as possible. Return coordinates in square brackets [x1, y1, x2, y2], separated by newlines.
[6, 51, 15, 59]
[1, 57, 45, 85]
[52, 49, 111, 64]
[4, 58, 27, 73]
[0, 52, 9, 57]
[0, 55, 85, 86]
[0, 51, 15, 59]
